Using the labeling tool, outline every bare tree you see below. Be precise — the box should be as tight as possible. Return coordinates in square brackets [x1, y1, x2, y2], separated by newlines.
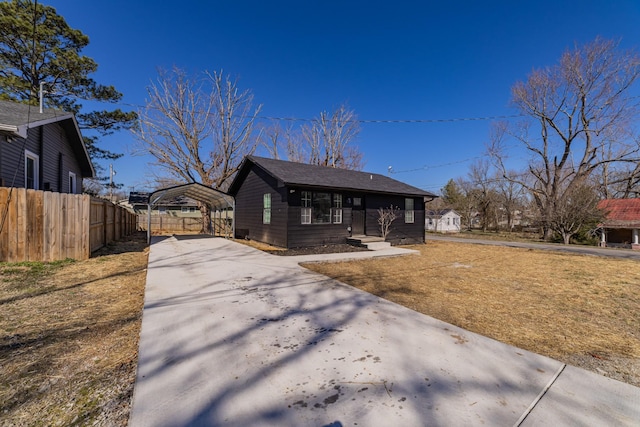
[262, 122, 306, 162]
[550, 179, 605, 244]
[133, 67, 262, 231]
[597, 159, 640, 198]
[468, 159, 500, 232]
[455, 178, 480, 231]
[377, 205, 399, 239]
[272, 104, 364, 170]
[489, 38, 640, 240]
[495, 170, 527, 231]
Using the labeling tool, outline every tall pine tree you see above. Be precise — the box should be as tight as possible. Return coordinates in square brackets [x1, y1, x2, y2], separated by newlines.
[0, 0, 136, 170]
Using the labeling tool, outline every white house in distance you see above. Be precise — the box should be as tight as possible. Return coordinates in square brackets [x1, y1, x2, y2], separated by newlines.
[426, 209, 461, 233]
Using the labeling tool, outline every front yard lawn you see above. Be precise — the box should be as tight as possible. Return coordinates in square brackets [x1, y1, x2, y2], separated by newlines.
[303, 240, 640, 387]
[0, 233, 148, 426]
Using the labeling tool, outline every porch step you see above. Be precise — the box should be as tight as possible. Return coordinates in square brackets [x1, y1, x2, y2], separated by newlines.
[347, 235, 391, 251]
[364, 241, 392, 250]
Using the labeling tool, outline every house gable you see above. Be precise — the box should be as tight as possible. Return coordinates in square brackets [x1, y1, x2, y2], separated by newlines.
[233, 162, 288, 247]
[0, 100, 94, 193]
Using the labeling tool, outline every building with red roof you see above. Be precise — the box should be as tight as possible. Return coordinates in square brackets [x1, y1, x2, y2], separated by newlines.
[597, 199, 640, 250]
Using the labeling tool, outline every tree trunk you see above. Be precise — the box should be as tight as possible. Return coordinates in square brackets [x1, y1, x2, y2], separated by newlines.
[200, 204, 212, 234]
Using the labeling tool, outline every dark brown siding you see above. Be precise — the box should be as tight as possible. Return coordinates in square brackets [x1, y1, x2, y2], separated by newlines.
[233, 165, 288, 247]
[232, 163, 426, 248]
[364, 194, 425, 245]
[286, 188, 353, 248]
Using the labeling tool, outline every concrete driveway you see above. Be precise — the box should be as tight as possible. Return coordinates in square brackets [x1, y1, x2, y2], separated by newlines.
[129, 236, 639, 426]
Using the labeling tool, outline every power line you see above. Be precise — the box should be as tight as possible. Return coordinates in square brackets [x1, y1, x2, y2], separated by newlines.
[0, 0, 39, 235]
[53, 91, 524, 125]
[390, 156, 486, 174]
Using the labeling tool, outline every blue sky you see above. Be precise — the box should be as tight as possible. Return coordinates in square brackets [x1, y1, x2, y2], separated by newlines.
[43, 0, 640, 194]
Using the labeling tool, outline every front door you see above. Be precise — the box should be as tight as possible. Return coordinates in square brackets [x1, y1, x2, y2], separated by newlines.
[351, 196, 364, 235]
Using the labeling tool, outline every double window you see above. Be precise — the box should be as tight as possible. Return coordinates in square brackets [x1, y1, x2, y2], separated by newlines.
[301, 191, 342, 224]
[405, 198, 415, 223]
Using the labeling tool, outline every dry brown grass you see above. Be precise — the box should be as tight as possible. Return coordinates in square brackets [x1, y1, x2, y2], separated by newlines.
[233, 238, 286, 252]
[0, 233, 148, 427]
[303, 240, 640, 386]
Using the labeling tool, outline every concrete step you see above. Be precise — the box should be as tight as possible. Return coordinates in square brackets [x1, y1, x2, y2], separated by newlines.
[364, 241, 392, 251]
[347, 236, 391, 251]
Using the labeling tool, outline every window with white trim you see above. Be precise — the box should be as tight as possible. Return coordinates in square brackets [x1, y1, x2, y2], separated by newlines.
[332, 193, 343, 224]
[301, 191, 343, 224]
[25, 150, 39, 190]
[301, 191, 312, 224]
[181, 206, 196, 213]
[405, 198, 415, 223]
[68, 172, 77, 194]
[158, 206, 167, 215]
[263, 193, 271, 224]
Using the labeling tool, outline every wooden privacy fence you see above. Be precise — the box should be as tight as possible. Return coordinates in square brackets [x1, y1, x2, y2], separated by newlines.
[137, 215, 203, 233]
[0, 188, 136, 262]
[137, 214, 232, 237]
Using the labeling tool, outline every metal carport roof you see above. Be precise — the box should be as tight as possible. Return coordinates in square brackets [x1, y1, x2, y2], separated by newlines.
[147, 183, 234, 242]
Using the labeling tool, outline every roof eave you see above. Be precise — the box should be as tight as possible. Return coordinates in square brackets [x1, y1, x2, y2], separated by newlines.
[286, 182, 435, 198]
[0, 124, 26, 138]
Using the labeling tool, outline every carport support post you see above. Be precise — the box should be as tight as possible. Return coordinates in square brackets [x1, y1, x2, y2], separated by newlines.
[231, 200, 236, 239]
[147, 203, 151, 244]
[209, 206, 213, 236]
[225, 207, 228, 238]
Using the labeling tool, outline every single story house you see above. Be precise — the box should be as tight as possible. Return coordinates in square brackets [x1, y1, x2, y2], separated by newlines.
[597, 198, 640, 250]
[426, 209, 461, 233]
[227, 156, 437, 248]
[0, 100, 94, 193]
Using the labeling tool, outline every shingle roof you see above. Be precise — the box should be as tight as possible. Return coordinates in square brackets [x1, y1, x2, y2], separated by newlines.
[0, 100, 73, 137]
[230, 155, 437, 198]
[597, 198, 640, 228]
[0, 100, 94, 177]
[426, 209, 458, 217]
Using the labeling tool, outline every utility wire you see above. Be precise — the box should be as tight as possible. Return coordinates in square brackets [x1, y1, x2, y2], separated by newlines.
[0, 0, 39, 236]
[53, 91, 524, 125]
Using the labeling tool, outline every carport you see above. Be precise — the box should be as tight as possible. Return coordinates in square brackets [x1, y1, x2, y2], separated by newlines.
[146, 183, 234, 242]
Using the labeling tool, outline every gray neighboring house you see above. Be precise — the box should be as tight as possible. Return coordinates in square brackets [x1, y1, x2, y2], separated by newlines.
[0, 100, 94, 193]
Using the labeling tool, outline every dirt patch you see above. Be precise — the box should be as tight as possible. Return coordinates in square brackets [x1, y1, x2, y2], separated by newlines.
[0, 232, 148, 426]
[235, 239, 369, 256]
[267, 244, 369, 256]
[303, 240, 640, 387]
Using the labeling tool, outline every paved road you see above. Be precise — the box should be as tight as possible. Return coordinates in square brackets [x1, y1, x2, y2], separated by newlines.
[426, 234, 640, 260]
[129, 236, 640, 426]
